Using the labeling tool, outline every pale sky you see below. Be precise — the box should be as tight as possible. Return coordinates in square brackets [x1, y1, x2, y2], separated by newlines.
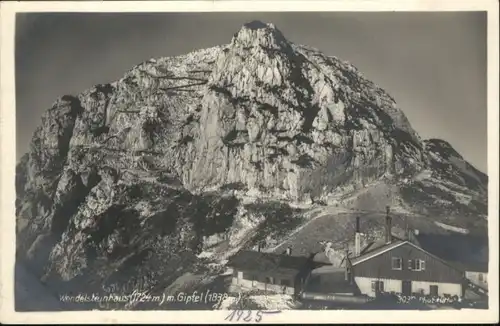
[15, 12, 487, 173]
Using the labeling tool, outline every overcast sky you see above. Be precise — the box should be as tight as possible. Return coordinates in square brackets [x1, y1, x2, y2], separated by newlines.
[15, 12, 487, 173]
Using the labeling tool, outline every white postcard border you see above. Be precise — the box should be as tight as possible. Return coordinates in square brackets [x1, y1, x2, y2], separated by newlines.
[1, 1, 498, 324]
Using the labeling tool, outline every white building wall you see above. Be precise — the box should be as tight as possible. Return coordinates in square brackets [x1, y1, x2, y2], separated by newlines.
[354, 277, 402, 297]
[411, 280, 462, 297]
[230, 275, 295, 295]
[465, 271, 488, 290]
[354, 277, 462, 298]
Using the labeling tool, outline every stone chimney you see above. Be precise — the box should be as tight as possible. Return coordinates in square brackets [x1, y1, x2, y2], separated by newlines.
[404, 218, 407, 239]
[344, 248, 350, 281]
[404, 215, 410, 240]
[354, 216, 361, 257]
[385, 206, 392, 244]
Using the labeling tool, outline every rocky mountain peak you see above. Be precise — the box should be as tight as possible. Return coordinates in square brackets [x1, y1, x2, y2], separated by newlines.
[230, 20, 290, 51]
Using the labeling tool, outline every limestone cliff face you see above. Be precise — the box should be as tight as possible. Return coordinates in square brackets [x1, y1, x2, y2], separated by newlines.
[15, 21, 487, 299]
[185, 21, 425, 202]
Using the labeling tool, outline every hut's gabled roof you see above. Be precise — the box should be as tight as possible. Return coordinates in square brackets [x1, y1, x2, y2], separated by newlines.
[227, 250, 311, 273]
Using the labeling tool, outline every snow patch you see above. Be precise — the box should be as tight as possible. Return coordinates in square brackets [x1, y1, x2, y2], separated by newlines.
[414, 169, 433, 181]
[249, 294, 297, 310]
[218, 296, 239, 310]
[196, 251, 215, 259]
[428, 151, 443, 163]
[434, 221, 469, 234]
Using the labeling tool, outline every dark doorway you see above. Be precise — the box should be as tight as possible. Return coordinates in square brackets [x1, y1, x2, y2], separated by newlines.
[430, 285, 439, 296]
[372, 281, 385, 297]
[402, 280, 412, 295]
[294, 274, 303, 297]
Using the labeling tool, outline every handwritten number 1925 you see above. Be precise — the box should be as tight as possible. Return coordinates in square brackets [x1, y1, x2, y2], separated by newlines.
[225, 309, 263, 323]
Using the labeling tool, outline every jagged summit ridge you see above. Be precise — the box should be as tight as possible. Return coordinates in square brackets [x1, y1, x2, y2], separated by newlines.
[243, 20, 277, 30]
[230, 20, 290, 50]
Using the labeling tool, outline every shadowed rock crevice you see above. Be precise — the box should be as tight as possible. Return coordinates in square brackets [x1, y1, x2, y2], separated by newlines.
[50, 173, 89, 238]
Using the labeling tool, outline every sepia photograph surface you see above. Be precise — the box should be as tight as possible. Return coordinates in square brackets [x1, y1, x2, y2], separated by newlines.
[1, 1, 498, 324]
